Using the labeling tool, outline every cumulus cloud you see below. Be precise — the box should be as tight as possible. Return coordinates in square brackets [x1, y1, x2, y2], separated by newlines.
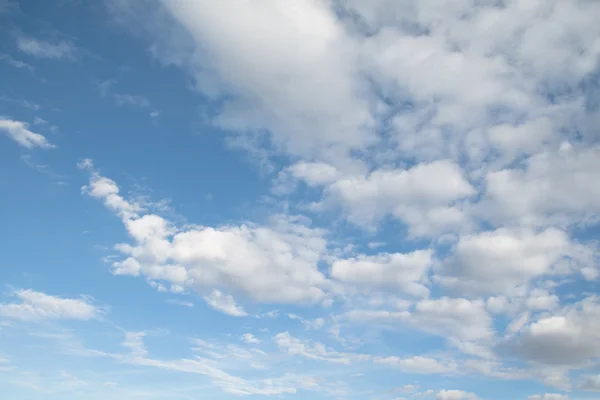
[435, 228, 589, 296]
[94, 0, 600, 393]
[0, 118, 54, 149]
[506, 296, 600, 367]
[0, 289, 101, 321]
[331, 250, 432, 297]
[322, 160, 475, 235]
[83, 169, 331, 308]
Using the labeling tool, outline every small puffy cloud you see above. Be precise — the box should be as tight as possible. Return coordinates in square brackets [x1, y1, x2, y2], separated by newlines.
[17, 36, 77, 60]
[0, 118, 54, 149]
[241, 333, 260, 344]
[0, 289, 101, 321]
[203, 290, 248, 317]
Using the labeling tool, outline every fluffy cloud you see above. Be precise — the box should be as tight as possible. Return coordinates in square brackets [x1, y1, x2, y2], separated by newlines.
[411, 297, 493, 343]
[0, 289, 101, 321]
[84, 169, 330, 308]
[481, 145, 600, 227]
[111, 0, 375, 163]
[322, 160, 475, 235]
[507, 296, 600, 366]
[435, 228, 588, 296]
[241, 333, 260, 344]
[0, 118, 54, 149]
[331, 250, 432, 297]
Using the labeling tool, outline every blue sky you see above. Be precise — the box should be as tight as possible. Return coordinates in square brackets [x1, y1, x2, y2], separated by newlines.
[1, 1, 600, 399]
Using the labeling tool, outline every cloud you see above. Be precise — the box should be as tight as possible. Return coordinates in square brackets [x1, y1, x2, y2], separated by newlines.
[98, 80, 153, 110]
[506, 296, 600, 366]
[0, 118, 54, 149]
[83, 169, 330, 306]
[331, 250, 432, 297]
[241, 333, 260, 344]
[528, 395, 569, 400]
[275, 332, 368, 364]
[481, 145, 600, 228]
[374, 356, 457, 374]
[203, 290, 247, 317]
[0, 289, 101, 321]
[321, 160, 475, 235]
[108, 0, 375, 165]
[0, 53, 34, 71]
[435, 227, 589, 296]
[116, 331, 314, 395]
[165, 299, 193, 307]
[16, 36, 77, 60]
[579, 375, 600, 392]
[436, 390, 478, 400]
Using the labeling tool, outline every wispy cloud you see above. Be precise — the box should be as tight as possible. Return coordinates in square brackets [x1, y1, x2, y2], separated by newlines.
[0, 53, 34, 71]
[16, 36, 77, 60]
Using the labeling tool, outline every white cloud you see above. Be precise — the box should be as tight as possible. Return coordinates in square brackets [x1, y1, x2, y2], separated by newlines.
[435, 228, 587, 296]
[241, 333, 260, 344]
[275, 332, 368, 365]
[0, 289, 101, 321]
[331, 250, 432, 297]
[322, 160, 475, 235]
[287, 314, 326, 330]
[411, 297, 493, 342]
[528, 394, 569, 400]
[374, 356, 457, 374]
[0, 118, 54, 149]
[84, 170, 331, 306]
[116, 331, 313, 395]
[203, 290, 247, 317]
[17, 36, 76, 60]
[436, 389, 478, 400]
[166, 299, 193, 307]
[109, 0, 376, 166]
[481, 146, 600, 227]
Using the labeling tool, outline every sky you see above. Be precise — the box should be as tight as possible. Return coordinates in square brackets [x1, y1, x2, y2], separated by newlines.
[1, 0, 600, 399]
